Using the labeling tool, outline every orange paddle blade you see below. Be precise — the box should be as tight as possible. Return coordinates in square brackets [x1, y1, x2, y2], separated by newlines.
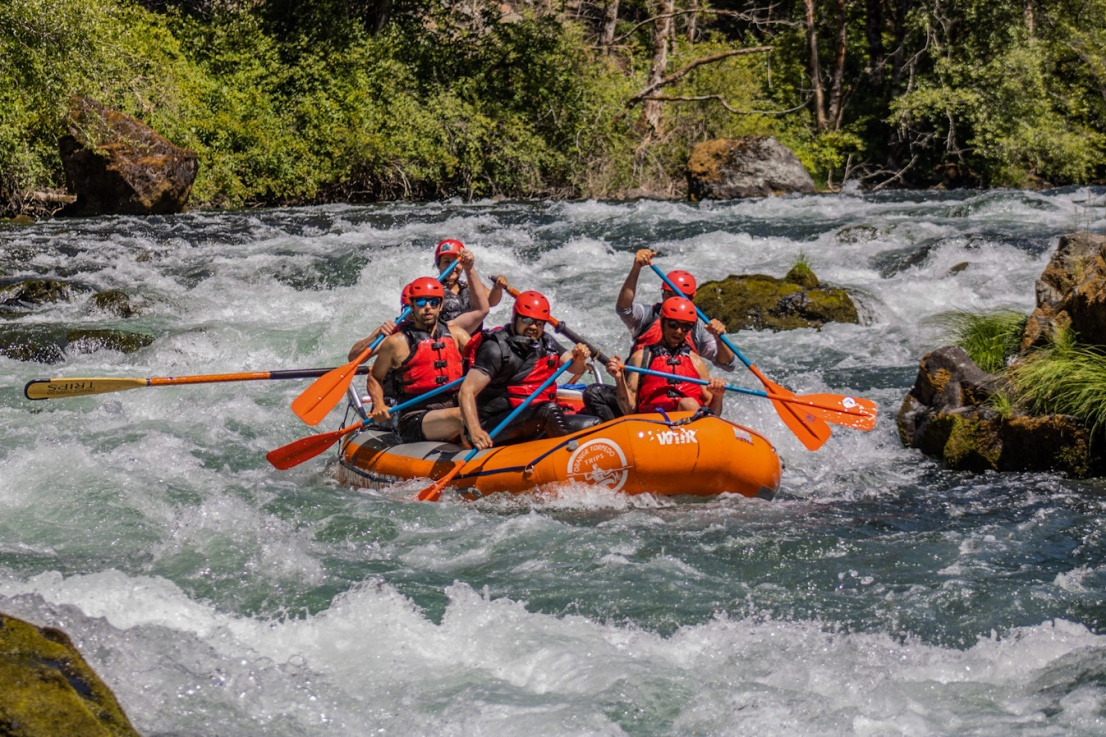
[291, 350, 369, 426]
[266, 422, 363, 470]
[416, 462, 465, 502]
[789, 393, 878, 431]
[758, 374, 832, 450]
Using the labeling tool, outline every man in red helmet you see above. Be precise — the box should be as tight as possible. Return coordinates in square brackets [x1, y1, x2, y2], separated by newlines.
[345, 245, 493, 361]
[605, 296, 725, 416]
[433, 239, 503, 333]
[583, 248, 734, 420]
[459, 290, 597, 448]
[366, 277, 471, 444]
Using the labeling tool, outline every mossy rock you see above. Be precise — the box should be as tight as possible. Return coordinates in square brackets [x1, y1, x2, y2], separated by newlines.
[695, 269, 859, 331]
[0, 325, 153, 363]
[89, 291, 138, 318]
[903, 407, 1095, 476]
[0, 279, 78, 308]
[0, 611, 141, 737]
[66, 329, 154, 355]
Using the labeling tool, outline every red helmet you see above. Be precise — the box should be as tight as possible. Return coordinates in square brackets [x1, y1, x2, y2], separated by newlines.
[434, 239, 464, 263]
[513, 290, 551, 321]
[400, 282, 413, 308]
[408, 276, 444, 300]
[665, 270, 697, 297]
[660, 296, 697, 322]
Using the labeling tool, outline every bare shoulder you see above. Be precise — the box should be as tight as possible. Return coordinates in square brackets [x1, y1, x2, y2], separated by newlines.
[448, 323, 471, 344]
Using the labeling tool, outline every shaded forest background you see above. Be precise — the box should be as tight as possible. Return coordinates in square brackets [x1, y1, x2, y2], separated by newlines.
[2, 0, 1105, 214]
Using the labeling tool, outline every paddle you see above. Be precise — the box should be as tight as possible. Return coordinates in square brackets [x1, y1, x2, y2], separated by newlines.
[416, 361, 574, 502]
[290, 260, 460, 426]
[497, 281, 611, 364]
[650, 263, 834, 451]
[24, 366, 371, 401]
[622, 365, 878, 430]
[266, 377, 465, 470]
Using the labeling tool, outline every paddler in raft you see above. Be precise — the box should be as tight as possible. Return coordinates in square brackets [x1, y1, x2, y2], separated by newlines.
[433, 238, 504, 330]
[365, 277, 472, 444]
[604, 296, 726, 417]
[346, 245, 492, 361]
[583, 248, 735, 421]
[460, 290, 600, 449]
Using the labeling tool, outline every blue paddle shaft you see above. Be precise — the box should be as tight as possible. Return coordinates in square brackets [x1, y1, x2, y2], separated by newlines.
[649, 263, 752, 370]
[460, 360, 574, 462]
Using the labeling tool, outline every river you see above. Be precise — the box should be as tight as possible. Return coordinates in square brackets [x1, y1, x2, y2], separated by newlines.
[2, 188, 1106, 735]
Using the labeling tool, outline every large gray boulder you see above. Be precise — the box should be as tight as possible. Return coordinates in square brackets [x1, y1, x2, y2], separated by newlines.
[685, 136, 815, 201]
[59, 96, 198, 216]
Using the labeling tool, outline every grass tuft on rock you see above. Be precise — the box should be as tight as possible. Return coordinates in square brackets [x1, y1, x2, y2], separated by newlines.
[944, 309, 1027, 373]
[1008, 328, 1106, 433]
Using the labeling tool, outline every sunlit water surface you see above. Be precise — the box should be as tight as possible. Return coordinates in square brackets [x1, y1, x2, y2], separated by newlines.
[3, 189, 1106, 735]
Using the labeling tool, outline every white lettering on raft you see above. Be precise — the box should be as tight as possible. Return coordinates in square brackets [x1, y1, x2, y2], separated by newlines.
[636, 428, 699, 446]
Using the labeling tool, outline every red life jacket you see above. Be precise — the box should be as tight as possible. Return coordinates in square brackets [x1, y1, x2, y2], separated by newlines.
[392, 321, 464, 400]
[470, 326, 562, 417]
[636, 341, 704, 413]
[631, 303, 697, 356]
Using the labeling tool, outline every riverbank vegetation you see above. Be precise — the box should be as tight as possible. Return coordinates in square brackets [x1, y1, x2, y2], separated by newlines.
[3, 0, 1105, 215]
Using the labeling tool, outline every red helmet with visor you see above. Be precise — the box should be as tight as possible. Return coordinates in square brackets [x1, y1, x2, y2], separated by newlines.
[434, 239, 464, 264]
[407, 277, 444, 300]
[513, 291, 551, 321]
[665, 270, 697, 298]
[660, 296, 697, 323]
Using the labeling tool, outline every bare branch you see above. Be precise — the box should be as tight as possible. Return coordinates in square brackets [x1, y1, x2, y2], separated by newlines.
[868, 155, 918, 192]
[640, 94, 810, 116]
[628, 46, 773, 106]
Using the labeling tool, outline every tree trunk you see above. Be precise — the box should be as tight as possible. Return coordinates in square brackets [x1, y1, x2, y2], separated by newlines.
[890, 0, 907, 88]
[600, 0, 620, 50]
[866, 0, 884, 85]
[642, 0, 674, 136]
[803, 0, 828, 132]
[827, 0, 848, 130]
[688, 0, 699, 43]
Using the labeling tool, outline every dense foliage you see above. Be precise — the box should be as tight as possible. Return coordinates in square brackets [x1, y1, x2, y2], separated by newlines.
[2, 0, 1105, 214]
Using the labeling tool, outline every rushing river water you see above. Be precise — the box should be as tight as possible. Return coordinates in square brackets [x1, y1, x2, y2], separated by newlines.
[3, 189, 1106, 735]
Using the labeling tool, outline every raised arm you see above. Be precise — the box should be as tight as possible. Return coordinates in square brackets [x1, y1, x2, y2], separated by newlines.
[448, 250, 490, 335]
[616, 249, 655, 312]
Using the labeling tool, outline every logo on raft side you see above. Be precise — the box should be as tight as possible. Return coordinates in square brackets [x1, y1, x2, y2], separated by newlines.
[566, 438, 630, 492]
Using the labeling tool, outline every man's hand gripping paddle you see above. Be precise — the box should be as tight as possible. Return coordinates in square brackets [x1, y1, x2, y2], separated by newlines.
[415, 361, 574, 502]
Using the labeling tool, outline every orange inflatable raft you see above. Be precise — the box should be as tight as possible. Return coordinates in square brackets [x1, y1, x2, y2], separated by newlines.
[337, 408, 782, 499]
